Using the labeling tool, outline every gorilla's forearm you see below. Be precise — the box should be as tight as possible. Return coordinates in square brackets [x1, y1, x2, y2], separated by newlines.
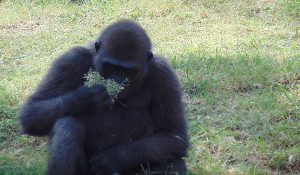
[19, 93, 75, 136]
[19, 47, 94, 136]
[132, 132, 188, 162]
[94, 132, 188, 173]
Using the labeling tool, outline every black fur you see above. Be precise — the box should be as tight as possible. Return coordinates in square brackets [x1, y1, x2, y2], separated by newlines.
[95, 41, 101, 53]
[19, 20, 188, 175]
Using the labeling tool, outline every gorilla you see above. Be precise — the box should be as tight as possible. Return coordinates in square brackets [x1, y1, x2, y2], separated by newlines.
[19, 20, 188, 175]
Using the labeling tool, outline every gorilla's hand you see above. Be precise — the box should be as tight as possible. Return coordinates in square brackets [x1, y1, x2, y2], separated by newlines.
[89, 151, 117, 175]
[89, 147, 128, 175]
[65, 84, 113, 116]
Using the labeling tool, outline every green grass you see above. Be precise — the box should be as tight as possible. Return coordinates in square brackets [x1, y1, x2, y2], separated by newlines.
[0, 0, 299, 174]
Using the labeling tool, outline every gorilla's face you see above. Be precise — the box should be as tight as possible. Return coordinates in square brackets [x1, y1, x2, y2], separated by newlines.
[97, 56, 145, 83]
[94, 52, 149, 99]
[93, 20, 153, 99]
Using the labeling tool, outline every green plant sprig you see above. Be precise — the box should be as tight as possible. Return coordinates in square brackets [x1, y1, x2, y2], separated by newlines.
[83, 69, 129, 98]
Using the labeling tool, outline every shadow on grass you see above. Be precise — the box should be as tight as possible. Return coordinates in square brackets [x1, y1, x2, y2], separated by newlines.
[0, 52, 299, 174]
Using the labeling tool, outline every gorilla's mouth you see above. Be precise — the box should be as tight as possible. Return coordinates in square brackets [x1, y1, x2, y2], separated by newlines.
[106, 73, 127, 85]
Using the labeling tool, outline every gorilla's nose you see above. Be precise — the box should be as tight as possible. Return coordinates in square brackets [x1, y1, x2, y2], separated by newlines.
[107, 73, 126, 84]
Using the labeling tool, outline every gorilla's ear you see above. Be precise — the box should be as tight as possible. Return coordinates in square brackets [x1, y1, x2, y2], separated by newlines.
[95, 41, 101, 53]
[146, 51, 153, 61]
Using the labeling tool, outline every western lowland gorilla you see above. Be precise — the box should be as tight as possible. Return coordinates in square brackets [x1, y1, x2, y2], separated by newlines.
[19, 20, 188, 175]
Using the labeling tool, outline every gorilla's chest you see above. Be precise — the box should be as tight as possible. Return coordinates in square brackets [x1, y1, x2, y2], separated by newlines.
[84, 94, 153, 156]
[86, 106, 153, 139]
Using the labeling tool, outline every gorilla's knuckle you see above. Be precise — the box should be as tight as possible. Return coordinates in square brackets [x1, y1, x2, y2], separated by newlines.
[95, 84, 106, 91]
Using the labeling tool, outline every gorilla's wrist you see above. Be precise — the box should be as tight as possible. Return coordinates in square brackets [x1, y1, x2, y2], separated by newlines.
[62, 93, 82, 116]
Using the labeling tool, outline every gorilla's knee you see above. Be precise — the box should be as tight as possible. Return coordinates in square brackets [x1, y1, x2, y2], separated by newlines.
[52, 117, 84, 138]
[49, 117, 85, 158]
[142, 159, 186, 175]
[168, 159, 186, 174]
[48, 117, 86, 175]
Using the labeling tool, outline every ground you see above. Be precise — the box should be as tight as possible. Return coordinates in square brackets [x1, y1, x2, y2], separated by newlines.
[0, 0, 299, 174]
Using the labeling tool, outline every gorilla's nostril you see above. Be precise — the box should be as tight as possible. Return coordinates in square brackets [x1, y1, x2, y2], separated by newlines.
[107, 73, 126, 85]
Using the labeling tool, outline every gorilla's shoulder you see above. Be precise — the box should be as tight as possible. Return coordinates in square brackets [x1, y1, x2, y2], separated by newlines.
[56, 46, 93, 63]
[148, 56, 177, 80]
[50, 46, 94, 70]
[148, 56, 182, 93]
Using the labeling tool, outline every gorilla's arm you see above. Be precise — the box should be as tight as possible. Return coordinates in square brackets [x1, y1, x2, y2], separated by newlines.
[90, 57, 188, 174]
[141, 56, 189, 159]
[19, 47, 93, 136]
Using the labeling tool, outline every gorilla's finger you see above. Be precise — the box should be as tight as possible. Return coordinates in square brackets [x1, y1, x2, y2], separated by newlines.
[94, 92, 112, 105]
[94, 83, 107, 90]
[97, 98, 113, 107]
[95, 98, 113, 111]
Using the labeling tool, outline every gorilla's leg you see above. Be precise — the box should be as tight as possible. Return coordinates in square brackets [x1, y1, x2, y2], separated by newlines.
[47, 117, 89, 175]
[140, 159, 186, 175]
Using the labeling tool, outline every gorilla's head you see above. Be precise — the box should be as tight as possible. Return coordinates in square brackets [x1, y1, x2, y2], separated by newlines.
[93, 20, 153, 99]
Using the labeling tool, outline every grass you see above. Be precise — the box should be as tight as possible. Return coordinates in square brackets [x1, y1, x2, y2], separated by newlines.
[0, 0, 299, 174]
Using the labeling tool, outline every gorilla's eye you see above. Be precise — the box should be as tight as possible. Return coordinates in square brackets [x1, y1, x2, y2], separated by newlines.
[103, 63, 118, 71]
[95, 42, 101, 53]
[124, 68, 138, 75]
[146, 51, 153, 61]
